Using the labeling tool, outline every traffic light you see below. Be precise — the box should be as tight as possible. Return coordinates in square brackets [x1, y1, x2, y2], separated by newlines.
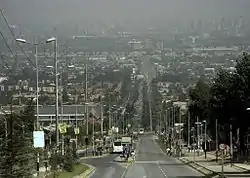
[85, 137, 89, 145]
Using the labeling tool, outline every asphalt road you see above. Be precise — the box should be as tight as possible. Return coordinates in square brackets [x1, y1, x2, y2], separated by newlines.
[82, 153, 126, 178]
[123, 134, 204, 178]
[82, 134, 203, 178]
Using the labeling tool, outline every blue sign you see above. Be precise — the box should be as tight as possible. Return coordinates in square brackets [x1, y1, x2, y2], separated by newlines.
[33, 131, 45, 148]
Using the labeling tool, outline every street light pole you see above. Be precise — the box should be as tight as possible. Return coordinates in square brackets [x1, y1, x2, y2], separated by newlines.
[165, 110, 167, 134]
[92, 116, 95, 156]
[54, 39, 59, 149]
[45, 37, 59, 148]
[100, 96, 104, 136]
[216, 118, 218, 162]
[230, 121, 233, 166]
[85, 63, 88, 136]
[122, 112, 125, 135]
[16, 38, 54, 176]
[188, 111, 190, 149]
[108, 108, 111, 130]
[203, 120, 207, 159]
[35, 44, 39, 130]
[35, 44, 40, 176]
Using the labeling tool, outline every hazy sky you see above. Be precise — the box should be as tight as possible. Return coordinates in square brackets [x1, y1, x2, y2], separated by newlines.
[1, 0, 250, 30]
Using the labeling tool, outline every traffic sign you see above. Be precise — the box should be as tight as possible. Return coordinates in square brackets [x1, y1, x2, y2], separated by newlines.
[59, 123, 67, 134]
[74, 127, 80, 135]
[33, 131, 45, 148]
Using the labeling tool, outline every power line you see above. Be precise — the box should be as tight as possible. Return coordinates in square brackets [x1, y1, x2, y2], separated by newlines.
[0, 30, 17, 73]
[0, 8, 35, 67]
[0, 30, 32, 80]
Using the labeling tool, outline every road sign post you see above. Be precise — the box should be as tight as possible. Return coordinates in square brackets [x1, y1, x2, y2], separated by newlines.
[33, 131, 45, 177]
[219, 144, 225, 177]
[85, 137, 89, 157]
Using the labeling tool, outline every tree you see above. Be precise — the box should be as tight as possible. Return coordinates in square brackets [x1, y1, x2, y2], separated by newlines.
[189, 54, 250, 158]
[210, 54, 250, 153]
[151, 79, 163, 129]
[141, 81, 150, 128]
[189, 78, 210, 125]
[0, 101, 35, 178]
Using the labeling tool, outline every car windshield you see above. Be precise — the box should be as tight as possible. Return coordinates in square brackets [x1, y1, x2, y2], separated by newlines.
[114, 141, 121, 146]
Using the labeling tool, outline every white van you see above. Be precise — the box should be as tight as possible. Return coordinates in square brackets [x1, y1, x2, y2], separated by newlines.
[112, 140, 123, 153]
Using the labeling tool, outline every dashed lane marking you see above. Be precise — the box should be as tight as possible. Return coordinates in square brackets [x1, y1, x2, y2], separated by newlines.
[158, 165, 168, 177]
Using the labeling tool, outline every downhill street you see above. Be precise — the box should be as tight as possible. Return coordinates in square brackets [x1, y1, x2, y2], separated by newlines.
[123, 134, 203, 178]
[82, 153, 126, 178]
[84, 134, 204, 178]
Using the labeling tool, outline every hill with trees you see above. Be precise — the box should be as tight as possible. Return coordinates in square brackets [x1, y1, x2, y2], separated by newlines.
[189, 53, 250, 159]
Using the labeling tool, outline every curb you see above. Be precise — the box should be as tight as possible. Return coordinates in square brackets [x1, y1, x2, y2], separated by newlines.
[113, 156, 134, 163]
[232, 164, 249, 171]
[207, 153, 249, 172]
[179, 157, 221, 178]
[80, 164, 96, 178]
[80, 153, 109, 160]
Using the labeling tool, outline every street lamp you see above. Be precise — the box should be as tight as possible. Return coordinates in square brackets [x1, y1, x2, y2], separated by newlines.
[16, 38, 52, 130]
[16, 37, 54, 176]
[203, 120, 207, 159]
[46, 37, 59, 148]
[100, 95, 104, 136]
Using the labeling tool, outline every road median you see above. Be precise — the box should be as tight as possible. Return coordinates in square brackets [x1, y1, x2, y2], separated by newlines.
[74, 164, 95, 178]
[44, 163, 92, 178]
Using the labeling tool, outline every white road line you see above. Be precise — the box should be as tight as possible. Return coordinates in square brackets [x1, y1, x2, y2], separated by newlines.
[135, 138, 141, 161]
[120, 161, 133, 178]
[158, 165, 168, 177]
[87, 167, 96, 178]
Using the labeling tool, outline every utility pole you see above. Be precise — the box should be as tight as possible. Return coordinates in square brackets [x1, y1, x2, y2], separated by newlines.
[35, 43, 40, 176]
[216, 118, 218, 162]
[122, 112, 125, 135]
[74, 88, 78, 149]
[179, 109, 182, 157]
[100, 96, 104, 136]
[60, 75, 64, 155]
[35, 44, 39, 130]
[147, 83, 153, 132]
[85, 63, 88, 136]
[204, 120, 207, 159]
[158, 112, 161, 133]
[187, 110, 190, 149]
[54, 38, 59, 149]
[92, 115, 95, 156]
[108, 107, 111, 130]
[230, 121, 233, 166]
[100, 75, 104, 136]
[75, 105, 78, 149]
[165, 110, 167, 134]
[197, 117, 200, 151]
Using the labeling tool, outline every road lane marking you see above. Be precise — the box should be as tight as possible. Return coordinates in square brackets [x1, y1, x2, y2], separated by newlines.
[158, 165, 168, 177]
[135, 138, 141, 161]
[135, 161, 159, 164]
[120, 159, 133, 178]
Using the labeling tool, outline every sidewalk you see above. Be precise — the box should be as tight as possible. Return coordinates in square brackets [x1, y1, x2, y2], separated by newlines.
[33, 166, 50, 178]
[33, 147, 109, 178]
[180, 152, 250, 177]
